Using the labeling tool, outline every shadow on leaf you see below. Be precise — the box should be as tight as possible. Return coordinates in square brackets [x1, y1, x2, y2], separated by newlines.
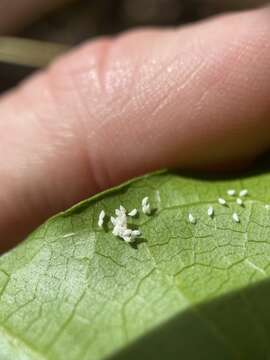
[111, 279, 270, 359]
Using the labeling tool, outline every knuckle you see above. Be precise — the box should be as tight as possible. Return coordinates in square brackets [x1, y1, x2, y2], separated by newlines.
[44, 37, 133, 191]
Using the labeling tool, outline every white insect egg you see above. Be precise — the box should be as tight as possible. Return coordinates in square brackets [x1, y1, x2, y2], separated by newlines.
[142, 197, 149, 206]
[128, 230, 141, 242]
[128, 209, 138, 217]
[123, 229, 132, 237]
[188, 213, 196, 224]
[131, 230, 141, 237]
[123, 229, 141, 243]
[232, 212, 240, 223]
[119, 205, 126, 214]
[236, 198, 244, 206]
[98, 210, 105, 228]
[111, 205, 141, 244]
[265, 205, 270, 210]
[119, 212, 128, 226]
[239, 189, 248, 197]
[112, 225, 120, 236]
[142, 197, 151, 215]
[143, 205, 151, 215]
[115, 209, 121, 216]
[110, 216, 117, 226]
[113, 223, 125, 238]
[115, 207, 125, 216]
[218, 198, 227, 206]
[227, 189, 236, 196]
[207, 206, 214, 218]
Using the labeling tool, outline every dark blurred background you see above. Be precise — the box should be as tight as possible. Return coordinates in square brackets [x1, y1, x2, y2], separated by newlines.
[20, 0, 268, 44]
[0, 0, 268, 91]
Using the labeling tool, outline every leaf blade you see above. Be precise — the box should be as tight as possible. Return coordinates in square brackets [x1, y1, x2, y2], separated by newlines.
[0, 170, 270, 359]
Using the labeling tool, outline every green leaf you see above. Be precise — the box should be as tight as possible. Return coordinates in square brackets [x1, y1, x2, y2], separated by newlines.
[1, 169, 270, 359]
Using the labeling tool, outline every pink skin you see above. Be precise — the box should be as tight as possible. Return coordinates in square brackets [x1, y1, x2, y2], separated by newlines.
[0, 6, 270, 251]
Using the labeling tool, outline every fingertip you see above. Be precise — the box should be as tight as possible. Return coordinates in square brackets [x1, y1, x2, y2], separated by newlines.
[1, 6, 270, 250]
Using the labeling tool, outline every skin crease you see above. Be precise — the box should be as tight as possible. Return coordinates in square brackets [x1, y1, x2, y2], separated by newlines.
[0, 6, 270, 251]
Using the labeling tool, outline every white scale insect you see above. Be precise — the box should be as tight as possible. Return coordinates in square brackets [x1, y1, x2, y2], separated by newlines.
[207, 206, 214, 218]
[239, 189, 248, 197]
[142, 197, 151, 215]
[128, 208, 138, 217]
[111, 205, 141, 243]
[99, 188, 250, 240]
[98, 210, 106, 228]
[232, 212, 240, 223]
[236, 198, 244, 206]
[218, 198, 227, 206]
[188, 213, 196, 224]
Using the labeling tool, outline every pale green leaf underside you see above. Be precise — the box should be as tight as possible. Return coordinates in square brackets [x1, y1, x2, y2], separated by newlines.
[1, 170, 270, 359]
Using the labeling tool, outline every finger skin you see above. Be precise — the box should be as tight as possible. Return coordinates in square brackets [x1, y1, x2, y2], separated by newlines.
[0, 7, 270, 250]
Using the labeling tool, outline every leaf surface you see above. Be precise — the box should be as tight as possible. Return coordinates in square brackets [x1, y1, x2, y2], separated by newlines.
[1, 170, 270, 359]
